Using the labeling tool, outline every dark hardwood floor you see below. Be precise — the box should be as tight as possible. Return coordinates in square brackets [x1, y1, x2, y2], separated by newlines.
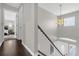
[0, 38, 32, 56]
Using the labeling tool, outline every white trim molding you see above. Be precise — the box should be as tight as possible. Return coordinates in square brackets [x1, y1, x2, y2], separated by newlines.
[22, 43, 34, 56]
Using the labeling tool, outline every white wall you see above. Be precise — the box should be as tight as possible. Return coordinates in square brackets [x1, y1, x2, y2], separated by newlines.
[38, 6, 57, 55]
[22, 3, 35, 54]
[38, 29, 50, 55]
[57, 11, 79, 56]
[0, 4, 4, 45]
[17, 4, 24, 40]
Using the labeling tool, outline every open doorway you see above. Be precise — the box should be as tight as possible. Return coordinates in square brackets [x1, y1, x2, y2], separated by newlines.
[3, 8, 17, 38]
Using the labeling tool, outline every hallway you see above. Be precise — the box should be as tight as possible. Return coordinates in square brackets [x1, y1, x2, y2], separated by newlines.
[0, 3, 79, 56]
[0, 38, 32, 56]
[0, 3, 35, 56]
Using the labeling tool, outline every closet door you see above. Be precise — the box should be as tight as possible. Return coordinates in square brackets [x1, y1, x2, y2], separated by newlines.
[16, 4, 24, 40]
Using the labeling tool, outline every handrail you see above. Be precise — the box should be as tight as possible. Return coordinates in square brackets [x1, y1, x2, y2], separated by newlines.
[38, 25, 64, 56]
[38, 50, 47, 56]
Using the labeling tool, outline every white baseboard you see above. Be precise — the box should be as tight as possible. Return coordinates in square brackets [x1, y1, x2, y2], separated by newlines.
[0, 42, 34, 56]
[22, 43, 34, 56]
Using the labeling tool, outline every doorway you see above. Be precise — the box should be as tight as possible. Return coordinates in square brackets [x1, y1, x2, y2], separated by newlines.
[3, 8, 17, 39]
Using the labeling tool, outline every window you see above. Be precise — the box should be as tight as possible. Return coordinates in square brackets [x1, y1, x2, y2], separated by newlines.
[64, 16, 75, 26]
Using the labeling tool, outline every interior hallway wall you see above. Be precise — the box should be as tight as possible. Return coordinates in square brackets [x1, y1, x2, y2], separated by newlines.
[16, 3, 38, 55]
[0, 4, 4, 45]
[22, 3, 35, 54]
[38, 6, 57, 55]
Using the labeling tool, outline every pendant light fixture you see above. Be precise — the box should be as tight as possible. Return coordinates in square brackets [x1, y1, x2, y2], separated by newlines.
[57, 4, 64, 25]
[60, 4, 62, 20]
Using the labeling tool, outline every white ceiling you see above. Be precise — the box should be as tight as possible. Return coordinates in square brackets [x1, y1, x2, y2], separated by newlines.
[39, 3, 79, 16]
[6, 3, 21, 8]
[5, 3, 79, 16]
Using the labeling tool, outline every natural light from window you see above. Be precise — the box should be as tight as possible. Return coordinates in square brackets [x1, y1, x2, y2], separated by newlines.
[64, 16, 75, 27]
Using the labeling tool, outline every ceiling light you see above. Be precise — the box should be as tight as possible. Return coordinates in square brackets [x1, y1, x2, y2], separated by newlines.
[57, 4, 64, 25]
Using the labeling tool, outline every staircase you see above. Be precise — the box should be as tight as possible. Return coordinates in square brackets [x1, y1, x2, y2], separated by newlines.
[38, 25, 64, 56]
